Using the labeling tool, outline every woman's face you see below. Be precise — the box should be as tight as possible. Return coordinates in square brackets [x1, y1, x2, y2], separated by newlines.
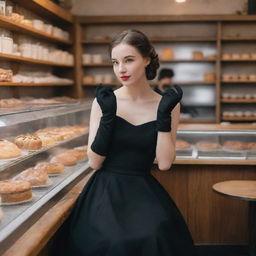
[111, 43, 150, 86]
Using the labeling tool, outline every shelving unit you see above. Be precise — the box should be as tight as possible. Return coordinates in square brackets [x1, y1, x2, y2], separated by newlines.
[0, 0, 81, 99]
[0, 16, 72, 44]
[78, 15, 256, 124]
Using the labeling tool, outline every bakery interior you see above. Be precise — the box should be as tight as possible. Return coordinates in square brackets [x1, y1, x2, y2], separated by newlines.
[0, 0, 256, 255]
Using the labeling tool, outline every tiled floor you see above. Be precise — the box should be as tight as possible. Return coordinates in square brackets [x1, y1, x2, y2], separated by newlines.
[196, 245, 248, 256]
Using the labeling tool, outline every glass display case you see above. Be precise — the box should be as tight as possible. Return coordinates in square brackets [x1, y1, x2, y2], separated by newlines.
[176, 129, 256, 160]
[0, 101, 92, 253]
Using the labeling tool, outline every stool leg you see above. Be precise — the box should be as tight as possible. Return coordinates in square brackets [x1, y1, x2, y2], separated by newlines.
[249, 201, 256, 256]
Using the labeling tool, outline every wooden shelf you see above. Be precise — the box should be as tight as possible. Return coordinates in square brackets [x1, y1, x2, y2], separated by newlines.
[0, 53, 73, 67]
[150, 37, 216, 42]
[180, 119, 216, 124]
[82, 37, 216, 44]
[222, 99, 256, 103]
[83, 81, 215, 87]
[82, 39, 110, 44]
[221, 59, 256, 62]
[175, 81, 215, 85]
[161, 59, 216, 62]
[0, 16, 72, 45]
[12, 0, 73, 24]
[83, 82, 119, 87]
[222, 37, 256, 41]
[0, 82, 73, 87]
[83, 63, 112, 67]
[222, 116, 256, 121]
[222, 80, 256, 83]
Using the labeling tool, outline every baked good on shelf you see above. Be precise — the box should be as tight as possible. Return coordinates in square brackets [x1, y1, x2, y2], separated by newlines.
[75, 145, 88, 152]
[66, 149, 86, 160]
[36, 133, 57, 147]
[240, 53, 250, 60]
[196, 141, 222, 151]
[0, 69, 13, 82]
[176, 140, 191, 149]
[223, 140, 248, 151]
[222, 53, 232, 60]
[34, 162, 65, 175]
[250, 53, 256, 60]
[0, 98, 23, 108]
[51, 152, 77, 166]
[238, 74, 249, 81]
[13, 168, 49, 186]
[161, 48, 174, 61]
[15, 134, 42, 150]
[0, 139, 22, 159]
[230, 75, 239, 81]
[204, 72, 216, 82]
[222, 74, 232, 81]
[249, 74, 256, 81]
[0, 180, 32, 203]
[231, 53, 240, 60]
[83, 76, 94, 84]
[247, 142, 256, 150]
[192, 51, 204, 60]
[206, 55, 216, 60]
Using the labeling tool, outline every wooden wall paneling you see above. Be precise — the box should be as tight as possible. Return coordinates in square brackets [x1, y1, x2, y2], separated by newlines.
[152, 164, 256, 244]
[151, 165, 190, 225]
[216, 22, 222, 123]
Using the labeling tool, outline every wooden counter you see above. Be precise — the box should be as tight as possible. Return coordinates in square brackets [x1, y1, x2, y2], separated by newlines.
[2, 158, 256, 255]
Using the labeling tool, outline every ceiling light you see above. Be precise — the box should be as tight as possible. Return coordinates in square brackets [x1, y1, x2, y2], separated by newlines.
[175, 0, 187, 3]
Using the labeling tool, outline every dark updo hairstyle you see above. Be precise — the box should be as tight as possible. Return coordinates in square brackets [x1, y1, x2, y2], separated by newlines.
[109, 29, 159, 80]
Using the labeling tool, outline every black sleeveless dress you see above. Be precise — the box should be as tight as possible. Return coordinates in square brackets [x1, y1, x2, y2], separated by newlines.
[62, 115, 197, 256]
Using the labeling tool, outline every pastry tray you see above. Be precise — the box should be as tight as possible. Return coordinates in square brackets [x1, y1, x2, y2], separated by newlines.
[0, 160, 91, 251]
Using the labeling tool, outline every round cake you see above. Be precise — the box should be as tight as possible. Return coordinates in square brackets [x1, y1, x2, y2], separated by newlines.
[51, 153, 77, 166]
[15, 134, 42, 150]
[0, 139, 22, 159]
[196, 141, 222, 151]
[176, 140, 191, 150]
[223, 140, 248, 151]
[13, 168, 49, 186]
[34, 162, 65, 174]
[0, 180, 32, 203]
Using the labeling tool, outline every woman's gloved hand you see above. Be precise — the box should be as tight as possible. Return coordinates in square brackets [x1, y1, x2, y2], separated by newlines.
[95, 85, 117, 117]
[91, 85, 117, 156]
[156, 85, 183, 132]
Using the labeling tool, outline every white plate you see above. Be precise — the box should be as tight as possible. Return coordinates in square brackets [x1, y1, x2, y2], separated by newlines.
[0, 193, 34, 206]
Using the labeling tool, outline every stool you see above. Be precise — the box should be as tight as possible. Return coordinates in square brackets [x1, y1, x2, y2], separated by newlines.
[212, 180, 256, 256]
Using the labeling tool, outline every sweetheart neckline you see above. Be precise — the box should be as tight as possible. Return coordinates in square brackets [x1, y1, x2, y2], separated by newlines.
[116, 115, 157, 127]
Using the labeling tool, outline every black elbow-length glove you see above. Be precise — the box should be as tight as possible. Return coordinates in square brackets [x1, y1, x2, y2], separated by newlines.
[90, 85, 117, 156]
[156, 85, 183, 132]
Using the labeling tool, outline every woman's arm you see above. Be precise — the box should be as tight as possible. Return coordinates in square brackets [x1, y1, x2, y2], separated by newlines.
[87, 99, 106, 170]
[156, 103, 180, 171]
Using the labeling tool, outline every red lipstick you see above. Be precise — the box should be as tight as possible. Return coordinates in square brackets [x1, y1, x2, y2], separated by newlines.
[120, 76, 130, 81]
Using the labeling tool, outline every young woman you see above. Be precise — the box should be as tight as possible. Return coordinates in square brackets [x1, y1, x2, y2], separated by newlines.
[56, 29, 196, 256]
